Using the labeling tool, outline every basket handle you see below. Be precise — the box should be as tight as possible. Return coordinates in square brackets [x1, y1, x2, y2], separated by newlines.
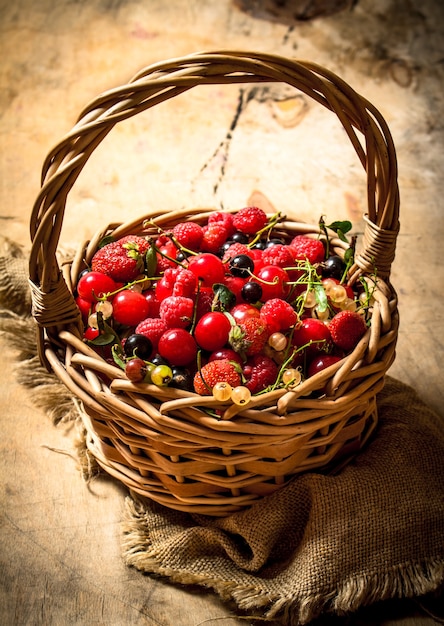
[29, 50, 400, 354]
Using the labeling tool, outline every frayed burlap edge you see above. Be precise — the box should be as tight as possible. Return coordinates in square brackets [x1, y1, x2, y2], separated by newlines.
[121, 496, 444, 625]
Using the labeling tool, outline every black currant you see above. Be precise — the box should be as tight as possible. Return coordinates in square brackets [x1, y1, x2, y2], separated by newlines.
[170, 367, 193, 391]
[231, 231, 249, 244]
[241, 281, 263, 303]
[322, 255, 346, 280]
[151, 353, 169, 367]
[218, 240, 234, 257]
[265, 238, 285, 248]
[229, 254, 254, 278]
[252, 239, 267, 250]
[123, 334, 153, 360]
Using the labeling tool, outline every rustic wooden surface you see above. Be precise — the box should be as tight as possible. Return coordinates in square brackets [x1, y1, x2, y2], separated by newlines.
[1, 0, 443, 624]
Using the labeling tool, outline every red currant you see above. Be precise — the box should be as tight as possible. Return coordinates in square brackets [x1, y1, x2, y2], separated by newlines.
[158, 328, 198, 366]
[112, 291, 151, 326]
[194, 311, 232, 352]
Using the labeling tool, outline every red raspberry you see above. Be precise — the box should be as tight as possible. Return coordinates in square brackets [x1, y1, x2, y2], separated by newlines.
[290, 235, 325, 265]
[134, 317, 168, 351]
[229, 316, 269, 357]
[172, 268, 198, 298]
[244, 354, 278, 394]
[208, 211, 236, 237]
[159, 295, 194, 329]
[261, 244, 295, 269]
[91, 235, 150, 282]
[194, 287, 213, 321]
[200, 222, 229, 254]
[222, 242, 254, 263]
[193, 359, 241, 396]
[233, 206, 268, 235]
[172, 222, 204, 251]
[260, 298, 298, 333]
[328, 310, 367, 352]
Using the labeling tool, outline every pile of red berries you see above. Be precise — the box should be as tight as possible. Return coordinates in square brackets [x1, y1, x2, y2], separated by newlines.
[75, 207, 373, 407]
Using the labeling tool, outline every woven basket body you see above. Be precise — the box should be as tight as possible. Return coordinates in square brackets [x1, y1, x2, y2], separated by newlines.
[29, 51, 399, 516]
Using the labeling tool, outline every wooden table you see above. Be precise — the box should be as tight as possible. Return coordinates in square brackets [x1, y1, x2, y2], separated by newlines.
[1, 0, 443, 623]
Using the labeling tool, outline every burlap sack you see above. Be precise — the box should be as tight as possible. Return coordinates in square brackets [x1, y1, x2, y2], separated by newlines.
[1, 243, 443, 624]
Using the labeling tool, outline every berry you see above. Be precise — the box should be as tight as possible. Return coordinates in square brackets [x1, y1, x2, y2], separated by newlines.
[123, 333, 153, 360]
[222, 243, 253, 263]
[230, 303, 260, 323]
[229, 317, 269, 357]
[229, 254, 255, 278]
[143, 289, 161, 317]
[173, 268, 198, 297]
[91, 235, 150, 282]
[328, 310, 367, 352]
[194, 287, 213, 320]
[268, 332, 287, 352]
[261, 244, 295, 269]
[260, 298, 298, 333]
[194, 311, 232, 352]
[230, 385, 252, 406]
[125, 358, 148, 383]
[241, 281, 262, 303]
[112, 290, 151, 326]
[193, 359, 241, 396]
[244, 354, 278, 394]
[291, 318, 332, 356]
[77, 271, 117, 303]
[208, 211, 236, 238]
[212, 381, 233, 401]
[255, 265, 289, 301]
[151, 364, 173, 386]
[159, 295, 194, 329]
[158, 328, 198, 366]
[223, 275, 247, 304]
[282, 368, 302, 388]
[290, 235, 325, 265]
[135, 317, 168, 352]
[208, 348, 244, 366]
[170, 367, 194, 391]
[233, 206, 268, 235]
[307, 354, 342, 378]
[172, 221, 204, 251]
[200, 222, 229, 254]
[322, 255, 346, 280]
[187, 253, 226, 287]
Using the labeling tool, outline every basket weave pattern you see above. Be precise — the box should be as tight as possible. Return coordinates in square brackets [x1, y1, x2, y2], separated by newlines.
[29, 52, 399, 516]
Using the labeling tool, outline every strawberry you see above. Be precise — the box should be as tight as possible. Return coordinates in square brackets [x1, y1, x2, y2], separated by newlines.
[244, 355, 278, 394]
[91, 235, 150, 282]
[193, 359, 241, 396]
[229, 317, 269, 357]
[233, 206, 268, 235]
[289, 235, 325, 265]
[328, 310, 367, 352]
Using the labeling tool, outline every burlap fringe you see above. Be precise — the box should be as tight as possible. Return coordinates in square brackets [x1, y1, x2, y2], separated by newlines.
[122, 497, 444, 625]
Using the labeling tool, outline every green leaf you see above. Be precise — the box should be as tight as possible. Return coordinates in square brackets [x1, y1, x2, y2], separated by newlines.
[97, 235, 114, 249]
[89, 332, 116, 346]
[111, 344, 127, 370]
[314, 284, 328, 312]
[145, 245, 157, 277]
[212, 283, 236, 311]
[327, 220, 352, 235]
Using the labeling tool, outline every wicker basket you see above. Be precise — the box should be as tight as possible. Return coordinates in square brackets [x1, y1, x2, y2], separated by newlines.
[29, 51, 399, 516]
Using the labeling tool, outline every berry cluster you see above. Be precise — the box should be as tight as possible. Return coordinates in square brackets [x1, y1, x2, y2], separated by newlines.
[76, 207, 373, 408]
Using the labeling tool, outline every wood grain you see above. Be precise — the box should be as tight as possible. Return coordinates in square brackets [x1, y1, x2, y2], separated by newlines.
[0, 0, 443, 623]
